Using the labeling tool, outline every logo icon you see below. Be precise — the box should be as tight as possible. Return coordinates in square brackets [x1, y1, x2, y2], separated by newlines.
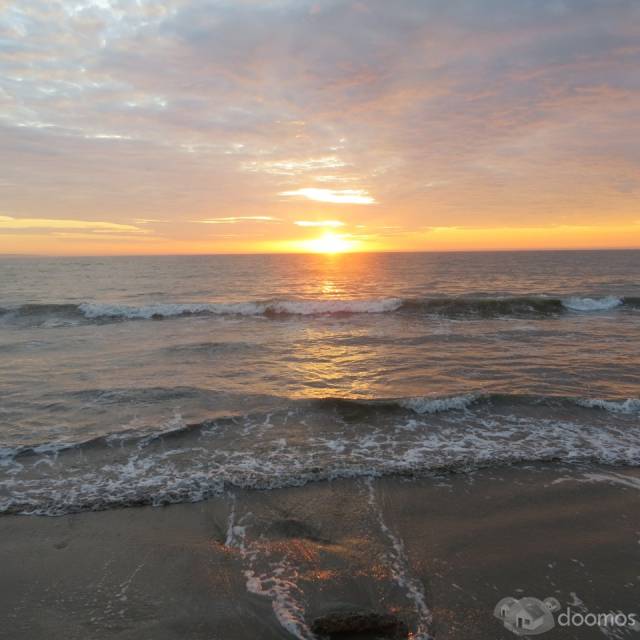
[494, 596, 561, 636]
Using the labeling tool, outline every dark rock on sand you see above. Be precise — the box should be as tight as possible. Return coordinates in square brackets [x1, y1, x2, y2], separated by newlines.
[265, 518, 331, 544]
[310, 610, 409, 639]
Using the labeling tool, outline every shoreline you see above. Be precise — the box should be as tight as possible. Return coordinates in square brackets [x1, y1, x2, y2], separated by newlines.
[1, 463, 639, 639]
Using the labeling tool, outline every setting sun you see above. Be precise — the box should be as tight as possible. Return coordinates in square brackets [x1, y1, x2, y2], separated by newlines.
[303, 232, 358, 253]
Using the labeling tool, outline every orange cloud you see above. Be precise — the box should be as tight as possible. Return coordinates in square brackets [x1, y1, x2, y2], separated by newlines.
[294, 220, 345, 228]
[280, 189, 375, 205]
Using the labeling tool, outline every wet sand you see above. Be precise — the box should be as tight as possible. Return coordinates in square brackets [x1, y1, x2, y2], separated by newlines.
[1, 464, 639, 640]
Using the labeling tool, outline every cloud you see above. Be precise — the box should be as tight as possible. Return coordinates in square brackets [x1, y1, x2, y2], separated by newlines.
[0, 215, 144, 233]
[48, 232, 156, 241]
[194, 216, 280, 224]
[280, 188, 375, 204]
[242, 156, 347, 175]
[1, 0, 639, 253]
[294, 220, 345, 227]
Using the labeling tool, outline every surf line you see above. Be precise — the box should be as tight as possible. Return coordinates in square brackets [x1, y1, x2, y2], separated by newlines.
[224, 492, 316, 640]
[364, 477, 434, 640]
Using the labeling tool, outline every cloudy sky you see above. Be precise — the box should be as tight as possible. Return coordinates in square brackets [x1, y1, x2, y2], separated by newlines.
[1, 0, 639, 254]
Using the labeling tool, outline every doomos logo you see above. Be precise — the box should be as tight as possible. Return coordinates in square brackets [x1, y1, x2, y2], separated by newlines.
[494, 596, 560, 636]
[494, 596, 638, 636]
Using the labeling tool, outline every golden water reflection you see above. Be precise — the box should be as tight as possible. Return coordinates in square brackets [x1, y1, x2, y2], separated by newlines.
[287, 326, 382, 398]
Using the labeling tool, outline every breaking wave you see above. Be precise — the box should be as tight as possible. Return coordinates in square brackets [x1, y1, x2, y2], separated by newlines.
[575, 397, 640, 414]
[1, 392, 639, 516]
[0, 295, 636, 326]
[79, 299, 405, 319]
[562, 296, 623, 312]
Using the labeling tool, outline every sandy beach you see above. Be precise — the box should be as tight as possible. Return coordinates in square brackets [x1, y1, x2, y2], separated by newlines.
[2, 463, 638, 639]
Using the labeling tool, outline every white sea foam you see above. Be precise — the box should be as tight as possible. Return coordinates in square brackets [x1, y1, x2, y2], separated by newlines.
[268, 298, 403, 315]
[398, 394, 478, 414]
[576, 398, 640, 414]
[225, 500, 315, 640]
[3, 400, 640, 516]
[579, 471, 640, 491]
[78, 298, 403, 319]
[366, 478, 432, 639]
[562, 296, 623, 312]
[78, 301, 264, 319]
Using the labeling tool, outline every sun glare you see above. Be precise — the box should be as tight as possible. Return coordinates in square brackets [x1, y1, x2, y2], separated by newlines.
[304, 232, 357, 253]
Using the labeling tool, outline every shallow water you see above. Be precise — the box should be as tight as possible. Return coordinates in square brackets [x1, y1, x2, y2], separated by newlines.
[0, 250, 639, 514]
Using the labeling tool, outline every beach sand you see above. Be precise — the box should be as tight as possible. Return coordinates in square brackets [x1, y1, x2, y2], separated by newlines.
[1, 464, 639, 639]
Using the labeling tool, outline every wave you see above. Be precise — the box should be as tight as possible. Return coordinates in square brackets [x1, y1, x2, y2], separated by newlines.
[562, 296, 623, 312]
[0, 393, 483, 460]
[305, 392, 640, 420]
[1, 392, 639, 516]
[1, 295, 636, 326]
[78, 299, 404, 319]
[404, 297, 566, 316]
[3, 392, 639, 458]
[575, 397, 640, 414]
[310, 393, 482, 416]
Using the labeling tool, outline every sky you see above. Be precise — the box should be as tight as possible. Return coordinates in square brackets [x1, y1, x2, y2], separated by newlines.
[1, 0, 639, 254]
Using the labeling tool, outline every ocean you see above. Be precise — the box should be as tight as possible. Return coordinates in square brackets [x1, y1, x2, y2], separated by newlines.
[1, 249, 639, 516]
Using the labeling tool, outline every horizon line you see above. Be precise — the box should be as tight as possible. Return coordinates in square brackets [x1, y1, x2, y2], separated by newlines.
[1, 246, 640, 259]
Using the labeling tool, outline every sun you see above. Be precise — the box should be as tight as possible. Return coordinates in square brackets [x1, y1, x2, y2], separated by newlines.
[304, 231, 357, 253]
